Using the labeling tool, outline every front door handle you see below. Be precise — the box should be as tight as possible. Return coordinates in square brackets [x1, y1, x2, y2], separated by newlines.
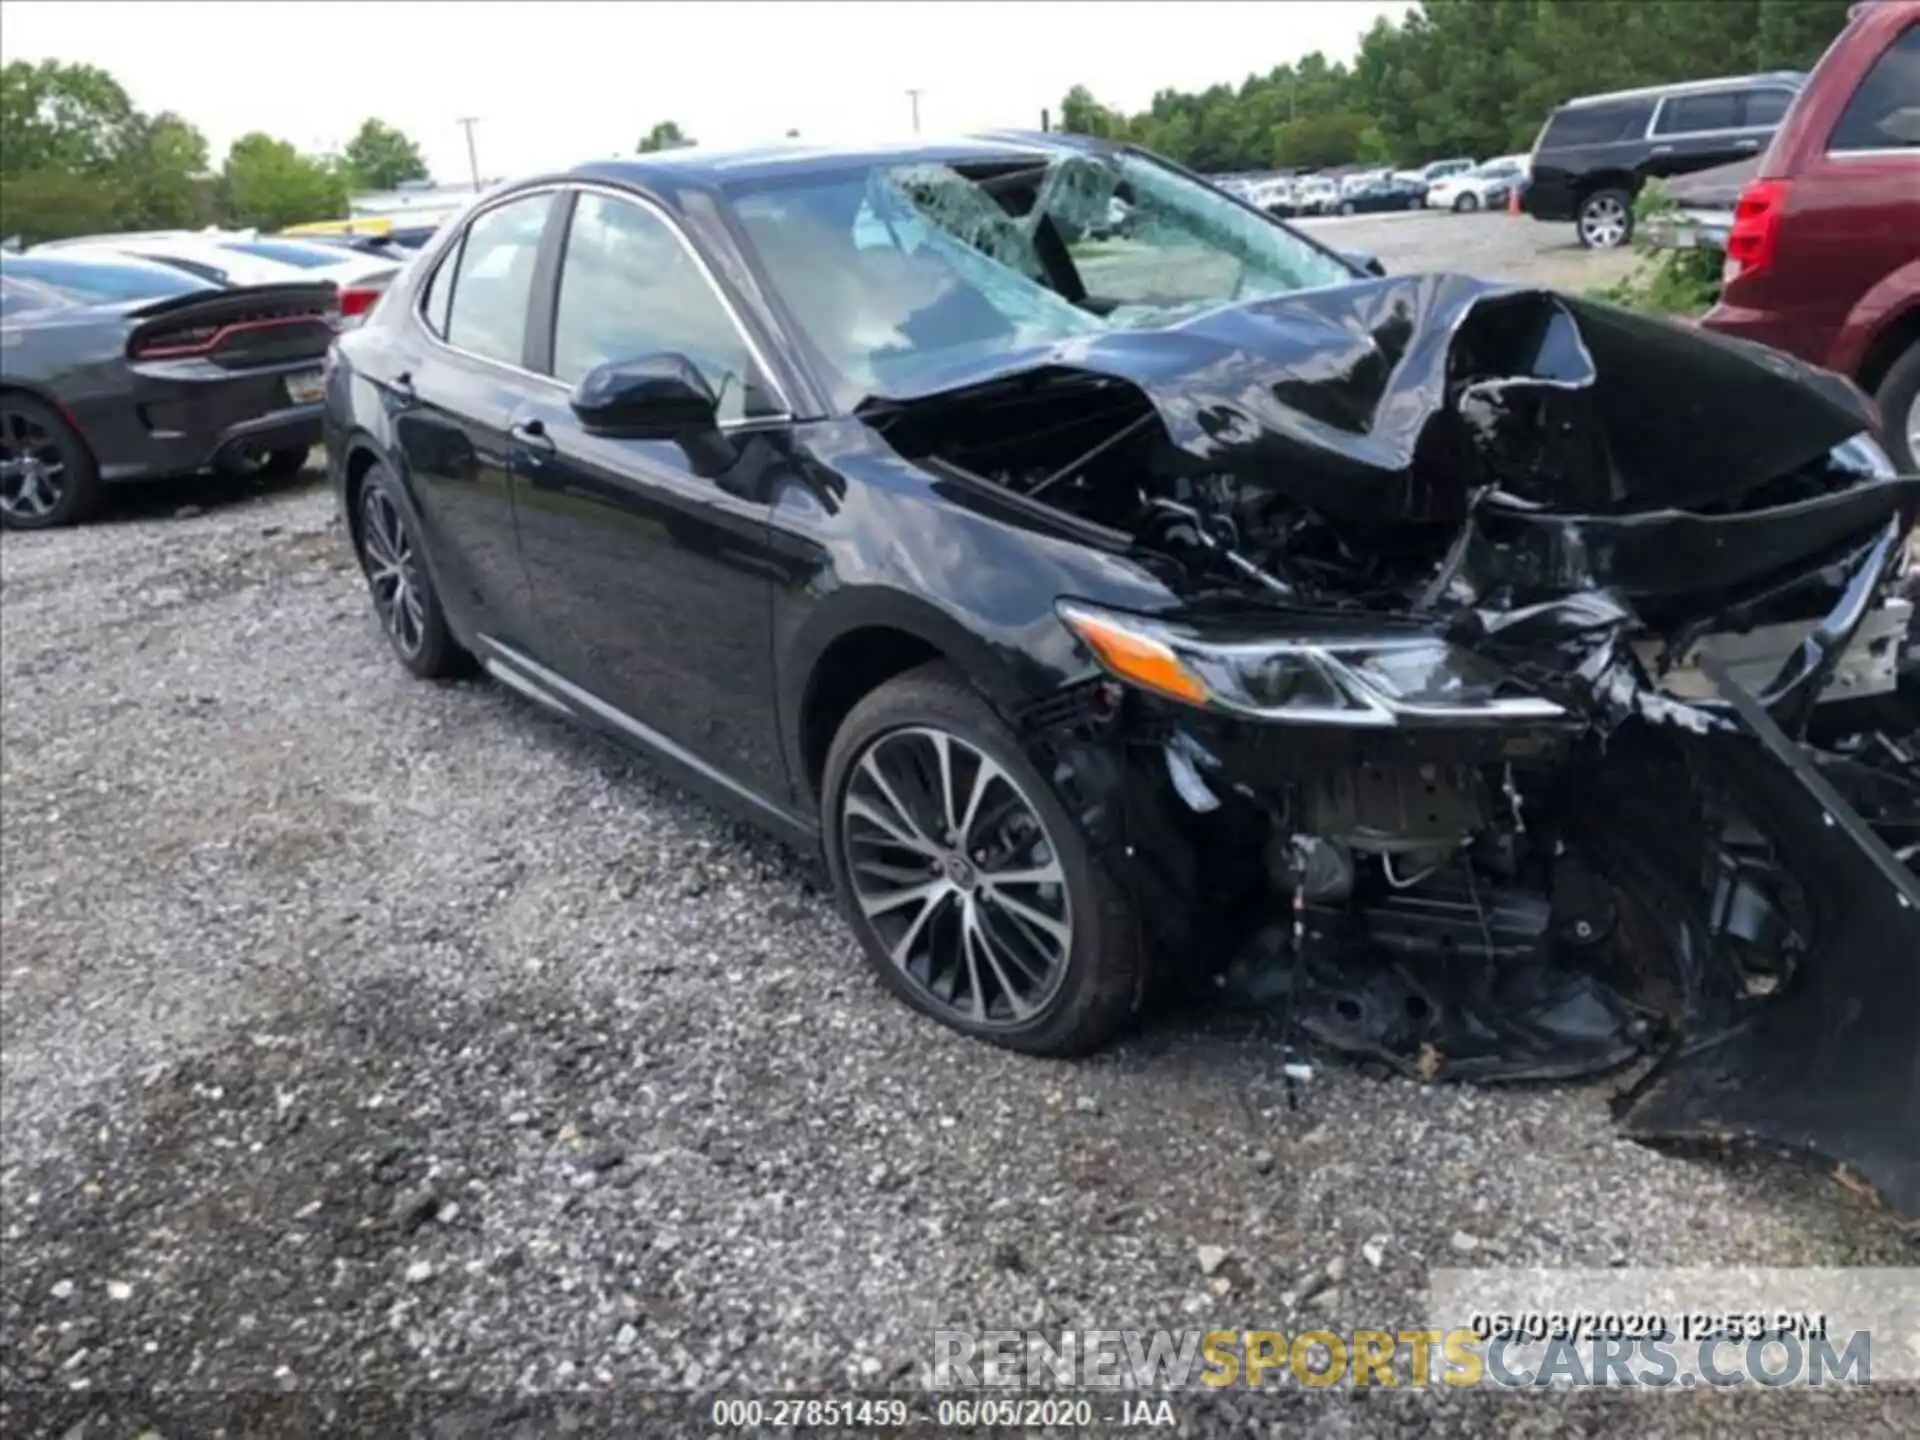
[509, 418, 554, 453]
[387, 370, 416, 403]
[1650, 144, 1674, 155]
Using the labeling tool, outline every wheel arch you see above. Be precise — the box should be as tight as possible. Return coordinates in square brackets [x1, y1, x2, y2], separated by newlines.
[787, 588, 1049, 811]
[1853, 296, 1920, 399]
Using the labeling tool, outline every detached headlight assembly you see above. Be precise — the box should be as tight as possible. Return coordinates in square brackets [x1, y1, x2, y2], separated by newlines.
[1056, 601, 1569, 726]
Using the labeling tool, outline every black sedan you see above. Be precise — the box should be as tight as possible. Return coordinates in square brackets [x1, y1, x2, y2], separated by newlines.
[1332, 177, 1427, 214]
[324, 135, 1919, 1212]
[0, 252, 337, 528]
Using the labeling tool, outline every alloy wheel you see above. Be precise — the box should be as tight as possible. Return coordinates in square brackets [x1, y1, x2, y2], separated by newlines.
[1580, 195, 1629, 248]
[0, 410, 68, 523]
[839, 725, 1072, 1029]
[1906, 390, 1920, 470]
[360, 487, 426, 658]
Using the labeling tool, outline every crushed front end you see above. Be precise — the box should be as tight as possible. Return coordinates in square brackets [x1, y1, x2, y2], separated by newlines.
[869, 275, 1920, 1219]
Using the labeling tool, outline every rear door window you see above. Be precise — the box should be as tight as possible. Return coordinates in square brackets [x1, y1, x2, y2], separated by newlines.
[1541, 102, 1652, 149]
[441, 192, 553, 366]
[1654, 91, 1743, 135]
[1830, 23, 1920, 152]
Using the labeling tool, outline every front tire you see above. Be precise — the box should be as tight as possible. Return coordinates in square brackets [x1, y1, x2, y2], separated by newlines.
[0, 395, 101, 530]
[352, 462, 468, 680]
[821, 662, 1145, 1057]
[1577, 187, 1634, 249]
[1453, 193, 1479, 213]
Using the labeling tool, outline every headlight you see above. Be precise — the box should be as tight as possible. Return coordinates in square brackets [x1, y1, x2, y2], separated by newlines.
[1056, 602, 1570, 726]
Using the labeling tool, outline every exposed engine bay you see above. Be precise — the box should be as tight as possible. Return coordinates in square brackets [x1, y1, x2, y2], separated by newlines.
[862, 276, 1920, 1221]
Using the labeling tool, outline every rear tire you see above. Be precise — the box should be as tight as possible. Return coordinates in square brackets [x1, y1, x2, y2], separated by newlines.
[1871, 340, 1920, 473]
[821, 662, 1145, 1057]
[1454, 193, 1479, 213]
[352, 461, 468, 680]
[1576, 187, 1634, 249]
[0, 394, 101, 530]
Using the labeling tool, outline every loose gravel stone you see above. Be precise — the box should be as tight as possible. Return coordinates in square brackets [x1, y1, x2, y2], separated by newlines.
[2, 454, 1911, 1435]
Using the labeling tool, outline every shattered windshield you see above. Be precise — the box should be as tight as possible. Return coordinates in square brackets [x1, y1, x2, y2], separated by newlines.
[727, 149, 1356, 398]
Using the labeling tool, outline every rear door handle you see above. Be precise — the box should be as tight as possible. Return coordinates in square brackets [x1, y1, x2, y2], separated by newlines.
[386, 370, 416, 403]
[509, 418, 554, 453]
[1650, 144, 1674, 155]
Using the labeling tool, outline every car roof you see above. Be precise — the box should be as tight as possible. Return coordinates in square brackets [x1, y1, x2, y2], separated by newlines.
[1559, 70, 1807, 110]
[565, 131, 1110, 192]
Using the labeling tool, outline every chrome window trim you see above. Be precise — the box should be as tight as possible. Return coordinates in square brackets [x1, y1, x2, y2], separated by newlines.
[413, 179, 796, 426]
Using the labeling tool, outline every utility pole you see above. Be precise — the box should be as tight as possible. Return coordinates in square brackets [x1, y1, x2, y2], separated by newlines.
[456, 116, 483, 191]
[905, 88, 925, 134]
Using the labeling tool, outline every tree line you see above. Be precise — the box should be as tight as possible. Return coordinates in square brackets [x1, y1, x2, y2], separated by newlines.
[0, 59, 431, 242]
[1059, 0, 1857, 171]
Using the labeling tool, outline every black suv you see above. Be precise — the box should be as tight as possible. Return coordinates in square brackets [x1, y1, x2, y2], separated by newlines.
[1523, 71, 1805, 248]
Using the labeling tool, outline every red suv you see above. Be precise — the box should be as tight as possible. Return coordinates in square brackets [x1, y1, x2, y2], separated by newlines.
[1703, 0, 1920, 468]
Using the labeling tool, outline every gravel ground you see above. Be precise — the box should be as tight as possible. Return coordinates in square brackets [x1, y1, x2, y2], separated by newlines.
[0, 224, 1911, 1436]
[1295, 208, 1643, 292]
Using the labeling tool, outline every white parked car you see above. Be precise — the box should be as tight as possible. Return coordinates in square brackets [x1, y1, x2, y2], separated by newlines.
[34, 231, 399, 324]
[1426, 154, 1531, 212]
[1393, 156, 1478, 189]
[1294, 176, 1341, 214]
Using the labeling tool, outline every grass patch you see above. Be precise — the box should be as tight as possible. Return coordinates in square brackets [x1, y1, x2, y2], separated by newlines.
[1589, 182, 1722, 319]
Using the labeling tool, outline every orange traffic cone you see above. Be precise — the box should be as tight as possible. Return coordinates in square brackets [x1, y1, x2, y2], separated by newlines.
[1507, 184, 1522, 218]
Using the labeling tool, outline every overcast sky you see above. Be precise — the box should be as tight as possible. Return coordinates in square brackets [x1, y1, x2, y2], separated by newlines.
[4, 0, 1411, 182]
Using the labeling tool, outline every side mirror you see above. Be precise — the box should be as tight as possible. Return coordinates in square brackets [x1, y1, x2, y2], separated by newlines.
[1342, 250, 1387, 278]
[570, 353, 718, 439]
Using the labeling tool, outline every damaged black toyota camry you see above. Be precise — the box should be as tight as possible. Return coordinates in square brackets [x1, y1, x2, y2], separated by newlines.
[323, 134, 1920, 1219]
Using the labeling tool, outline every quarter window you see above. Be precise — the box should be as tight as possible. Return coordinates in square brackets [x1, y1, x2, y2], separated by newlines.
[1831, 24, 1920, 152]
[419, 240, 459, 338]
[1655, 91, 1743, 135]
[549, 191, 780, 421]
[442, 192, 553, 367]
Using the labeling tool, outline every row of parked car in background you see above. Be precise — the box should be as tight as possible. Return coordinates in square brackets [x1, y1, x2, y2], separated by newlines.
[1213, 153, 1530, 219]
[0, 223, 437, 527]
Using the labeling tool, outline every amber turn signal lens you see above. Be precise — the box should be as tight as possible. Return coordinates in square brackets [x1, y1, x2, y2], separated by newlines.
[1059, 606, 1210, 708]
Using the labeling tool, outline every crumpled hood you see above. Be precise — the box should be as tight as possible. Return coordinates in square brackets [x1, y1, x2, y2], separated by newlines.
[861, 273, 1886, 524]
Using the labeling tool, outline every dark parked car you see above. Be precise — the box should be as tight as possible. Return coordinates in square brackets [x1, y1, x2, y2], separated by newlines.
[324, 134, 1919, 1214]
[1, 252, 337, 528]
[1332, 177, 1427, 214]
[1703, 0, 1920, 472]
[1524, 70, 1806, 247]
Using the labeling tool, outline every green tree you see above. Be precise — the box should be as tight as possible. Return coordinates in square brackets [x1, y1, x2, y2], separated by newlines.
[1270, 112, 1373, 169]
[1061, 0, 1857, 172]
[219, 132, 348, 229]
[0, 59, 141, 175]
[637, 120, 690, 152]
[343, 117, 428, 190]
[122, 111, 216, 229]
[1060, 84, 1128, 139]
[0, 61, 214, 238]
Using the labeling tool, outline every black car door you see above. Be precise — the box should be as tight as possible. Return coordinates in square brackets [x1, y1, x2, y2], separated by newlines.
[507, 186, 796, 811]
[388, 190, 556, 655]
